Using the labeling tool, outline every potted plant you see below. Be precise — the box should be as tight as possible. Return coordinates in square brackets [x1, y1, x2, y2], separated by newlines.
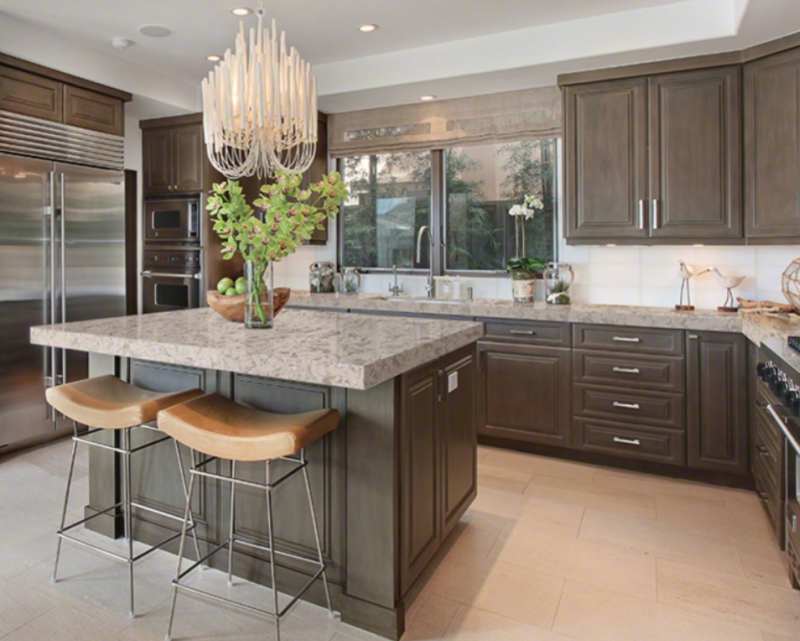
[207, 171, 348, 328]
[507, 257, 546, 303]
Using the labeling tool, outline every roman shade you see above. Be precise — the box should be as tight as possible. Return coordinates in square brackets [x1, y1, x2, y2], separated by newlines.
[328, 86, 561, 156]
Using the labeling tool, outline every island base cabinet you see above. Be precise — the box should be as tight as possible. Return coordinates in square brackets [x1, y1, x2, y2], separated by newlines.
[686, 331, 748, 475]
[477, 341, 571, 448]
[400, 345, 477, 595]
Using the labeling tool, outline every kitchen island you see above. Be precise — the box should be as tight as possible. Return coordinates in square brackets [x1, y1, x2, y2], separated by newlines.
[30, 307, 484, 640]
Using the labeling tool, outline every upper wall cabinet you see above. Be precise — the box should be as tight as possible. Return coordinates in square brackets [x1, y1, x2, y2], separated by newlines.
[142, 124, 204, 196]
[564, 66, 742, 244]
[744, 47, 800, 243]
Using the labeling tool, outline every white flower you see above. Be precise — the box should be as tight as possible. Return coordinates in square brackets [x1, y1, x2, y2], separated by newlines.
[524, 194, 544, 211]
[508, 204, 527, 218]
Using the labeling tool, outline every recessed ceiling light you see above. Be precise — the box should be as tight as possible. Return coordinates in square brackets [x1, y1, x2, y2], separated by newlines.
[359, 24, 378, 33]
[420, 95, 436, 102]
[138, 24, 172, 38]
[207, 54, 221, 62]
[231, 7, 252, 16]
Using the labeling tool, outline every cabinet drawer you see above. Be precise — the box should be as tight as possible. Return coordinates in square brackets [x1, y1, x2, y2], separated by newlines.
[481, 319, 571, 347]
[752, 450, 782, 539]
[573, 384, 684, 429]
[574, 418, 685, 465]
[573, 350, 684, 393]
[573, 324, 683, 356]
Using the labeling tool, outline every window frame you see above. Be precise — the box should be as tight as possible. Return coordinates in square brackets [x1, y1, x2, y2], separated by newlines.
[335, 139, 560, 277]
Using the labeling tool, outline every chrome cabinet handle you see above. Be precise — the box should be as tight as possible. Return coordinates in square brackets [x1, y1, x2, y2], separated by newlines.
[613, 401, 641, 410]
[638, 199, 646, 230]
[141, 270, 200, 279]
[613, 436, 641, 446]
[612, 336, 641, 343]
[792, 514, 798, 533]
[612, 366, 640, 374]
[60, 173, 66, 384]
[652, 198, 660, 229]
[767, 403, 800, 455]
[509, 329, 536, 336]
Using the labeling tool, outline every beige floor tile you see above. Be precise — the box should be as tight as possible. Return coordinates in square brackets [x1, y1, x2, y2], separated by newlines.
[760, 632, 797, 641]
[480, 448, 597, 483]
[405, 592, 462, 640]
[425, 555, 496, 605]
[440, 511, 507, 565]
[1, 603, 121, 641]
[478, 464, 532, 494]
[738, 547, 793, 589]
[469, 486, 527, 521]
[553, 581, 765, 641]
[444, 607, 576, 641]
[656, 558, 800, 637]
[579, 508, 746, 575]
[518, 495, 586, 535]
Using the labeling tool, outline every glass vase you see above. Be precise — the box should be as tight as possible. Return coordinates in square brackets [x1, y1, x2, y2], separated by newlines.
[543, 262, 574, 305]
[245, 260, 274, 329]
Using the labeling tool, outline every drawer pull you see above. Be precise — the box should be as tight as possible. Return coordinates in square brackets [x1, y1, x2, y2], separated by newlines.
[613, 436, 641, 446]
[508, 329, 536, 336]
[612, 366, 640, 374]
[612, 401, 641, 410]
[612, 336, 641, 343]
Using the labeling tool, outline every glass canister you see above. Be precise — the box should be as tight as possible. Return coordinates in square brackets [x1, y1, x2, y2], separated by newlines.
[544, 262, 574, 305]
[309, 261, 336, 293]
[342, 267, 362, 294]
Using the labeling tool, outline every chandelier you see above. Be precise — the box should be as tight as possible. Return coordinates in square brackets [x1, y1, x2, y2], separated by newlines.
[201, 10, 318, 179]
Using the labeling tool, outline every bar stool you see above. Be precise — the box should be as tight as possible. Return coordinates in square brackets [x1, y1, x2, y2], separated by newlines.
[45, 375, 205, 617]
[156, 393, 340, 641]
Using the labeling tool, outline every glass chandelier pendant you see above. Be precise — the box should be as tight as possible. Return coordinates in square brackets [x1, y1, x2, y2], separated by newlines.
[201, 9, 318, 179]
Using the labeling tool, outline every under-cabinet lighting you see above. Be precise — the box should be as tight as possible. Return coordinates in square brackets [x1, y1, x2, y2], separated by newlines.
[359, 24, 379, 33]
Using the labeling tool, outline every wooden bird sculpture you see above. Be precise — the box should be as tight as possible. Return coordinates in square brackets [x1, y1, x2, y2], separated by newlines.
[676, 261, 711, 311]
[712, 267, 745, 312]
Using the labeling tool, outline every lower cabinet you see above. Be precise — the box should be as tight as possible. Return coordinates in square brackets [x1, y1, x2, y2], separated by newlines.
[686, 331, 748, 474]
[477, 340, 571, 447]
[400, 345, 477, 594]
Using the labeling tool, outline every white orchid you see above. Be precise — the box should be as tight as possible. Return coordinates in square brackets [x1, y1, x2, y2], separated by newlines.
[524, 194, 544, 211]
[508, 193, 543, 221]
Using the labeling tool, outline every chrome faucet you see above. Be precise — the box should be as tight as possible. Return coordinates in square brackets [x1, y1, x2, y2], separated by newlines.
[388, 264, 404, 297]
[416, 225, 434, 298]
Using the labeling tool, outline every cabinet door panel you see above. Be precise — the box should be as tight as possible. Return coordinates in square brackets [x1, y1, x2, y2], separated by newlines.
[173, 125, 204, 193]
[744, 48, 800, 241]
[478, 341, 571, 447]
[686, 332, 748, 474]
[0, 65, 62, 122]
[63, 85, 123, 135]
[649, 67, 742, 239]
[143, 128, 174, 196]
[565, 78, 648, 240]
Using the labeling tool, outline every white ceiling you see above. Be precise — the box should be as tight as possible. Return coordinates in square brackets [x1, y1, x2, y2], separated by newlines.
[0, 0, 799, 115]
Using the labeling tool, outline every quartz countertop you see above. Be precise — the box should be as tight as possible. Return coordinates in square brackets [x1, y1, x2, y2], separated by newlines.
[30, 308, 483, 390]
[289, 292, 800, 371]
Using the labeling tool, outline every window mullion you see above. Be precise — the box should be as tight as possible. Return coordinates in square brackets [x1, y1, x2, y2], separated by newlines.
[431, 149, 445, 277]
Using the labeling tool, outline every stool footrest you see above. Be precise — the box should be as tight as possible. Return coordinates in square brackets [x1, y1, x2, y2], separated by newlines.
[232, 536, 327, 568]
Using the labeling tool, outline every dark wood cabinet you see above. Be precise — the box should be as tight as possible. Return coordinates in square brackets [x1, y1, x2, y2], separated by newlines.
[648, 67, 742, 240]
[564, 78, 649, 241]
[0, 65, 62, 122]
[744, 47, 800, 243]
[63, 85, 124, 135]
[143, 124, 204, 196]
[478, 340, 571, 447]
[686, 331, 748, 474]
[400, 345, 477, 593]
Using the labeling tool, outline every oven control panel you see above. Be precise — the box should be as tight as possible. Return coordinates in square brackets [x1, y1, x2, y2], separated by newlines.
[757, 359, 800, 417]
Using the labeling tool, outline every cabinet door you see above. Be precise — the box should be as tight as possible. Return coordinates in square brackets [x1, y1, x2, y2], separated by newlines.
[686, 331, 748, 474]
[0, 65, 62, 122]
[399, 362, 440, 594]
[564, 78, 648, 241]
[478, 341, 571, 447]
[440, 347, 477, 535]
[173, 125, 204, 193]
[63, 85, 123, 135]
[143, 128, 174, 196]
[744, 48, 800, 242]
[649, 67, 742, 240]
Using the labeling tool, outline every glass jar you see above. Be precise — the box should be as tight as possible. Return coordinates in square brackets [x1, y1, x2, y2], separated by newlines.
[245, 260, 274, 329]
[309, 261, 336, 293]
[342, 267, 362, 294]
[544, 262, 574, 305]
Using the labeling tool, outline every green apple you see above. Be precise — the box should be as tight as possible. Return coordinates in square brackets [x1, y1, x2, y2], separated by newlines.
[224, 287, 238, 296]
[234, 276, 246, 295]
[217, 277, 234, 294]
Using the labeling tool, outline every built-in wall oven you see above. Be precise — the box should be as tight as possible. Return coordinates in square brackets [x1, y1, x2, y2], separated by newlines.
[142, 247, 201, 313]
[144, 198, 200, 243]
[757, 346, 800, 589]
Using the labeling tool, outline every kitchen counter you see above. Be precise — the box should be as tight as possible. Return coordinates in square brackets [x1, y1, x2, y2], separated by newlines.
[30, 306, 483, 390]
[290, 292, 800, 370]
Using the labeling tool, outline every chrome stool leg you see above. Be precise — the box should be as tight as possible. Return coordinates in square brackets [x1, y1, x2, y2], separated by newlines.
[227, 461, 236, 585]
[173, 440, 203, 566]
[52, 421, 79, 583]
[265, 460, 281, 641]
[301, 450, 334, 616]
[122, 427, 135, 617]
[166, 471, 196, 641]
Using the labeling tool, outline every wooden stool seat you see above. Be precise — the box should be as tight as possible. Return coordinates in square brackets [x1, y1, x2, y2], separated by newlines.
[157, 393, 339, 461]
[45, 375, 204, 429]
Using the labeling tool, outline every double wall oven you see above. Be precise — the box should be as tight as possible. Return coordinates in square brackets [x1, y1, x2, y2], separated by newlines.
[142, 198, 201, 313]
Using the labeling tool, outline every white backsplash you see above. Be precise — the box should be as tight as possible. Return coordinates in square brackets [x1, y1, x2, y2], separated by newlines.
[271, 227, 798, 309]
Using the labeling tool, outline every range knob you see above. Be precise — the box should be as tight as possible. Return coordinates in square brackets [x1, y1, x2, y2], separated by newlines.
[787, 385, 800, 416]
[775, 373, 789, 396]
[757, 361, 768, 378]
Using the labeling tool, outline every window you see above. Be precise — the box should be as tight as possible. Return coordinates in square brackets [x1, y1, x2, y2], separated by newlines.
[339, 152, 431, 270]
[338, 138, 558, 273]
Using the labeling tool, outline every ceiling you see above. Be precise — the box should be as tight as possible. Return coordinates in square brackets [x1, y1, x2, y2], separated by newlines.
[1, 0, 799, 115]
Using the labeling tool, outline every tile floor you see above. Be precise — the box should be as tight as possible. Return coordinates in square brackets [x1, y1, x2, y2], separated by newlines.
[1, 438, 799, 641]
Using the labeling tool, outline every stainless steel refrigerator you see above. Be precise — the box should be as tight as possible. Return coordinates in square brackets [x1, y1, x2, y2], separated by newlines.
[0, 153, 126, 451]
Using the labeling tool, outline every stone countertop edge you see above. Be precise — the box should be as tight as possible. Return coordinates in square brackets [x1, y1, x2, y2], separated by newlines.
[29, 308, 485, 391]
[289, 293, 800, 371]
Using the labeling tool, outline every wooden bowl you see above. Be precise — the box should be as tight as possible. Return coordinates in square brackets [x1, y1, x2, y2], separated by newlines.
[207, 288, 291, 323]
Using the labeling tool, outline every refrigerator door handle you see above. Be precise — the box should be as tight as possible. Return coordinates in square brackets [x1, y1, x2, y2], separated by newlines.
[59, 172, 66, 385]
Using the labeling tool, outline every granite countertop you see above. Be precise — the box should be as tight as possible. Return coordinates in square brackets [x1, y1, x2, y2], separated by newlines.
[30, 308, 483, 390]
[289, 292, 800, 371]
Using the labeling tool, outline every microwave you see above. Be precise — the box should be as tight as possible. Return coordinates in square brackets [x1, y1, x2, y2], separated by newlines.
[144, 198, 200, 243]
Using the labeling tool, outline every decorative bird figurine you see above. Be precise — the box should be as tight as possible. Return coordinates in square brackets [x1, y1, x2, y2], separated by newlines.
[712, 267, 746, 312]
[676, 261, 711, 311]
